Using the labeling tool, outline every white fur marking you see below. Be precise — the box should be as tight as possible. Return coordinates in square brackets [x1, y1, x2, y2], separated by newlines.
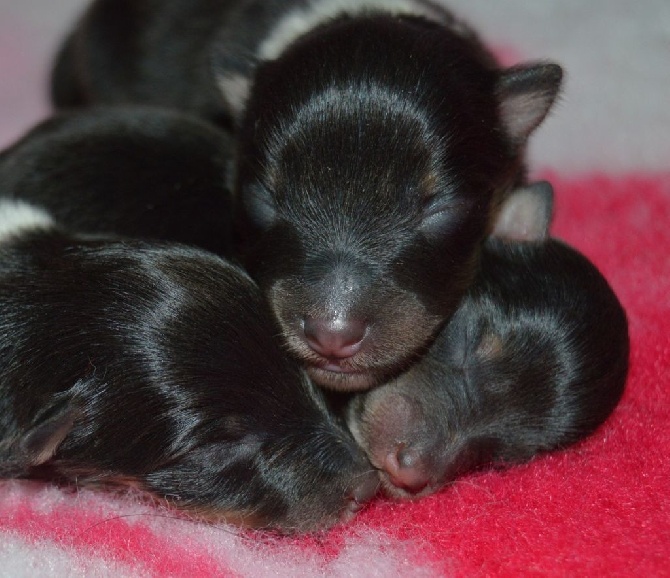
[257, 0, 445, 61]
[0, 200, 54, 243]
[215, 73, 252, 118]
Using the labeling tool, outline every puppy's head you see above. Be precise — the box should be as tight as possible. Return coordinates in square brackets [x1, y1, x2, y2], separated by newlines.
[345, 365, 502, 500]
[234, 16, 562, 391]
[136, 372, 380, 532]
[346, 274, 567, 500]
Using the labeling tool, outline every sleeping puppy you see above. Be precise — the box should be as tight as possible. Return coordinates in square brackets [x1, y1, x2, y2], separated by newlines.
[0, 201, 377, 532]
[51, 0, 246, 126]
[346, 183, 629, 498]
[51, 0, 563, 391]
[0, 106, 234, 256]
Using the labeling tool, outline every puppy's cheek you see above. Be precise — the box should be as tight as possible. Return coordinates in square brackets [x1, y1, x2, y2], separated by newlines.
[270, 465, 379, 533]
[365, 287, 444, 367]
[392, 230, 482, 319]
[268, 278, 317, 359]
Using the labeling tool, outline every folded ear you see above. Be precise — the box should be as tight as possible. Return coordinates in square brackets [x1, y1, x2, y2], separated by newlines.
[491, 180, 554, 241]
[19, 401, 77, 466]
[497, 62, 563, 145]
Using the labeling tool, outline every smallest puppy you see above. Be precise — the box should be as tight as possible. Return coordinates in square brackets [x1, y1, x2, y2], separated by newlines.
[347, 183, 629, 498]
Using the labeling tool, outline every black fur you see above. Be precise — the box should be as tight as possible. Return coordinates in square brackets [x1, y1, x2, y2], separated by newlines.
[346, 236, 629, 498]
[51, 0, 239, 127]
[51, 0, 563, 391]
[234, 15, 562, 390]
[0, 219, 377, 532]
[0, 106, 234, 256]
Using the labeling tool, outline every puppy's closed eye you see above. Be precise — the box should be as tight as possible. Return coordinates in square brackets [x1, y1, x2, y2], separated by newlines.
[419, 197, 474, 240]
[243, 183, 277, 230]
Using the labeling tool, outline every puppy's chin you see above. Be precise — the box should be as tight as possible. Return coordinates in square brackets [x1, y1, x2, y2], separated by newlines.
[306, 365, 381, 391]
[377, 471, 437, 501]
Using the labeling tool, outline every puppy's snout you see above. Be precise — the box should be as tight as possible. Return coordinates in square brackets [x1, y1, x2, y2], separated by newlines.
[352, 468, 379, 504]
[383, 444, 430, 494]
[341, 469, 378, 521]
[303, 316, 367, 359]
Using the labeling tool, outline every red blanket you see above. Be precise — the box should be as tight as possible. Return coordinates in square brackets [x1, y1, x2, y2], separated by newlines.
[0, 172, 667, 577]
[0, 1, 668, 575]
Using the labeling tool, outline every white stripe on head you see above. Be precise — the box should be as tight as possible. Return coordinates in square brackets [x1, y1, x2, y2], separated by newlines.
[0, 200, 54, 243]
[215, 73, 253, 119]
[257, 0, 446, 61]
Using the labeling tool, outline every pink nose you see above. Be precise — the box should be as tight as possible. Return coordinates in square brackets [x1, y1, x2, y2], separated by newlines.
[303, 316, 367, 358]
[383, 445, 430, 494]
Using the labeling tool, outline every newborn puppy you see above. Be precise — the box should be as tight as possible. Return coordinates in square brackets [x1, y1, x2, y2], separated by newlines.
[51, 0, 563, 391]
[346, 184, 629, 498]
[0, 106, 234, 256]
[51, 0, 246, 126]
[0, 201, 377, 532]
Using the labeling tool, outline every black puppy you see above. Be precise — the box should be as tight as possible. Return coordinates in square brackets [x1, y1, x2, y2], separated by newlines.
[51, 0, 563, 391]
[0, 200, 377, 532]
[346, 184, 629, 498]
[0, 106, 233, 256]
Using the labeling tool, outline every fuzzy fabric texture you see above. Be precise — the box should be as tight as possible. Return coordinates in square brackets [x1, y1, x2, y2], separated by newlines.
[0, 1, 668, 576]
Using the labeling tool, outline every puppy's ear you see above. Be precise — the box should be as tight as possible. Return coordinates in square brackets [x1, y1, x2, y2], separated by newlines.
[497, 62, 563, 145]
[19, 401, 77, 466]
[491, 180, 554, 241]
[212, 43, 259, 121]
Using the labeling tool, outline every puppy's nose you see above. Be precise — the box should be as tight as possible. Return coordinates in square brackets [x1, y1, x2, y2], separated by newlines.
[303, 316, 367, 358]
[383, 445, 429, 494]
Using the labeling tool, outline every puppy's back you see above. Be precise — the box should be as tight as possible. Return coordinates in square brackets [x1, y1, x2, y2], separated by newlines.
[0, 206, 375, 531]
[0, 107, 234, 255]
[50, 0, 237, 123]
[476, 238, 629, 446]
